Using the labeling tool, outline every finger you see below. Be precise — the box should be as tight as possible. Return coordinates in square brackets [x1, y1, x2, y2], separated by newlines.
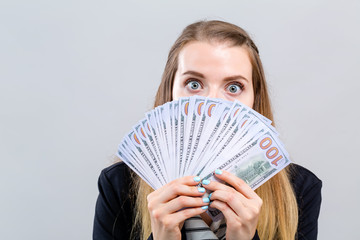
[210, 200, 257, 238]
[209, 189, 261, 217]
[209, 200, 238, 221]
[213, 169, 258, 199]
[201, 178, 243, 197]
[209, 189, 248, 215]
[155, 175, 202, 195]
[156, 186, 206, 204]
[168, 206, 209, 225]
[162, 195, 210, 214]
[170, 175, 204, 186]
[148, 176, 204, 202]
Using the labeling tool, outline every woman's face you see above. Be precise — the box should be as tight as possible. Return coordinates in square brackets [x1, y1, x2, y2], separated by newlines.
[172, 41, 254, 108]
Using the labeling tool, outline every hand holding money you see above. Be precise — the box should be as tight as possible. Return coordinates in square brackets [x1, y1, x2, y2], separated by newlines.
[147, 175, 210, 240]
[202, 169, 262, 240]
[117, 96, 290, 221]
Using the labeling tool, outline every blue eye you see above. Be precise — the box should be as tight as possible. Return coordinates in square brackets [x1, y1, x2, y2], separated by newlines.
[227, 83, 242, 93]
[187, 80, 201, 90]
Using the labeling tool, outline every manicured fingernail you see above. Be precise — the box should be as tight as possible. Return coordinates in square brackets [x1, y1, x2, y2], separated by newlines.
[215, 169, 222, 175]
[208, 193, 212, 199]
[203, 197, 210, 203]
[198, 187, 205, 193]
[193, 176, 201, 182]
[202, 179, 210, 185]
[201, 205, 208, 210]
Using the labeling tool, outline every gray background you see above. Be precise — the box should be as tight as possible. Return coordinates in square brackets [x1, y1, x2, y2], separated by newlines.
[1, 0, 359, 239]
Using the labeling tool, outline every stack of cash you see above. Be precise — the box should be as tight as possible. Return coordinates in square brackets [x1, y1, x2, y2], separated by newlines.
[117, 96, 290, 191]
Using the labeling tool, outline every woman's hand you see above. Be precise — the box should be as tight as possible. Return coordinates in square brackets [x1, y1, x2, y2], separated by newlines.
[147, 176, 210, 240]
[202, 170, 263, 240]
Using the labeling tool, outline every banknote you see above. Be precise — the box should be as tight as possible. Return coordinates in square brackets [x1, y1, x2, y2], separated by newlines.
[117, 95, 292, 220]
[203, 130, 290, 221]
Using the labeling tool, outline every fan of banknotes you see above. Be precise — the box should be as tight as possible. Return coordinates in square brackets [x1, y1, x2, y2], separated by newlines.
[117, 96, 290, 192]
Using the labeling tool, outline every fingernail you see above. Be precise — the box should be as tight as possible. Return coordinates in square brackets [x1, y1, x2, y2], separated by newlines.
[202, 197, 210, 203]
[215, 169, 222, 175]
[209, 193, 212, 199]
[198, 187, 205, 193]
[193, 176, 201, 182]
[202, 179, 210, 185]
[201, 205, 208, 210]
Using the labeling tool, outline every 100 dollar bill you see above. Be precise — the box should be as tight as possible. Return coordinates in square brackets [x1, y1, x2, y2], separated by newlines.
[204, 130, 290, 221]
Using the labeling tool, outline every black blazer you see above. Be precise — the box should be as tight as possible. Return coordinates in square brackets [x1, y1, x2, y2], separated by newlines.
[93, 162, 322, 240]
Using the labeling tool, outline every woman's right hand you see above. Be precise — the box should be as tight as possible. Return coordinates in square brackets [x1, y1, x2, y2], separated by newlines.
[147, 176, 210, 240]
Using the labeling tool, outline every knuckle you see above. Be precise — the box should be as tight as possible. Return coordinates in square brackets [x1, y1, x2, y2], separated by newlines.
[254, 204, 262, 215]
[243, 213, 253, 222]
[152, 209, 161, 220]
[161, 216, 173, 228]
[213, 201, 225, 211]
[225, 192, 236, 203]
[251, 199, 262, 212]
[258, 198, 263, 207]
[182, 208, 196, 219]
[252, 207, 260, 216]
[233, 219, 242, 229]
[172, 184, 182, 193]
[147, 200, 154, 211]
[146, 193, 152, 202]
[147, 202, 153, 211]
[177, 196, 187, 206]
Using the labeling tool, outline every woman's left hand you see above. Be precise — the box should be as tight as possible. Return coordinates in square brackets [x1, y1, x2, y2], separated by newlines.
[202, 170, 263, 240]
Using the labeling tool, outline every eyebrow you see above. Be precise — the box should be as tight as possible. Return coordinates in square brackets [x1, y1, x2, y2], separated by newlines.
[182, 70, 249, 82]
[182, 70, 205, 78]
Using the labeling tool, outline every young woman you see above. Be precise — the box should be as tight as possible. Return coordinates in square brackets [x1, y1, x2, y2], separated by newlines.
[93, 20, 322, 240]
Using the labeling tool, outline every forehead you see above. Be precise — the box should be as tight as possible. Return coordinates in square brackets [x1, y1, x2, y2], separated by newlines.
[177, 41, 252, 78]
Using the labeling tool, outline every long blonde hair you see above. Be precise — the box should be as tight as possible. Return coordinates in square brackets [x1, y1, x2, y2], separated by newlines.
[131, 20, 298, 240]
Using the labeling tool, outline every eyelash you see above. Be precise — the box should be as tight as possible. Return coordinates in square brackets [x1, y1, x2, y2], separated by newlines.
[185, 79, 202, 86]
[184, 79, 245, 92]
[226, 82, 244, 91]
